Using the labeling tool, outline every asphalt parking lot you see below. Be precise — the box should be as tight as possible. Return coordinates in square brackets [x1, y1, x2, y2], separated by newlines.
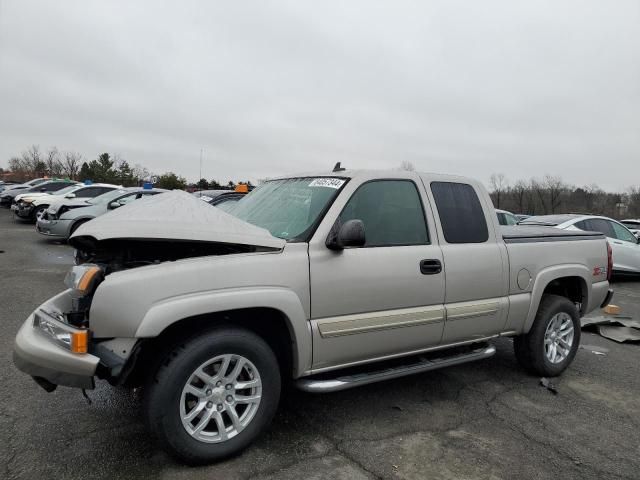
[2, 210, 640, 480]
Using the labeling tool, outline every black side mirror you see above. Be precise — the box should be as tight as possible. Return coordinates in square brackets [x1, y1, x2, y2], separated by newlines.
[326, 219, 366, 250]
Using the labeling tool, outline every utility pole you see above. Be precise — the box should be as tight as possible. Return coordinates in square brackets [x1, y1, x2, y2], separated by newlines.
[199, 148, 203, 182]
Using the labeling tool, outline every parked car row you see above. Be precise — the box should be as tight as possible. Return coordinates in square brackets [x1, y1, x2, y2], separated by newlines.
[3, 179, 250, 242]
[0, 177, 58, 205]
[12, 183, 123, 222]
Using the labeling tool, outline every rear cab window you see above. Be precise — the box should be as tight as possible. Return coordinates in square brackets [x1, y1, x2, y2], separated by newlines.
[430, 182, 489, 243]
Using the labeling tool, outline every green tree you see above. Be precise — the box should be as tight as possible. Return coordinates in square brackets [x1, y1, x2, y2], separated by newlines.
[155, 172, 187, 190]
[78, 153, 118, 182]
[196, 178, 209, 190]
[116, 160, 136, 186]
[78, 161, 92, 181]
[209, 179, 222, 189]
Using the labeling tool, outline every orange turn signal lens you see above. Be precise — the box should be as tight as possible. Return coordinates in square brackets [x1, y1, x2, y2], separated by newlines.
[77, 266, 101, 294]
[71, 330, 89, 354]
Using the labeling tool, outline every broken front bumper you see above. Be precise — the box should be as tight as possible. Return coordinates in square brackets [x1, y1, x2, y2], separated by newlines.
[15, 203, 34, 218]
[36, 217, 71, 237]
[13, 294, 99, 390]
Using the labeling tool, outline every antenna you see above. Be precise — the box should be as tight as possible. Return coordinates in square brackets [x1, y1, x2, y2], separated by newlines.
[199, 148, 203, 181]
[333, 162, 345, 172]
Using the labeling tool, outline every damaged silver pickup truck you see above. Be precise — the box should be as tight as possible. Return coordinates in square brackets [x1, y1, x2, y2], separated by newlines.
[14, 168, 614, 464]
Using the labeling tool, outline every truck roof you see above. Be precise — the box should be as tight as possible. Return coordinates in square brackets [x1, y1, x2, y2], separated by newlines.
[270, 169, 476, 185]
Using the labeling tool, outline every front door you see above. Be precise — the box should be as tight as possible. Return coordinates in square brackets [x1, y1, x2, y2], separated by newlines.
[308, 178, 445, 372]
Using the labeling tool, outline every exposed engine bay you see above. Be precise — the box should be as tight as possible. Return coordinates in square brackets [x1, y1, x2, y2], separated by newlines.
[70, 236, 274, 274]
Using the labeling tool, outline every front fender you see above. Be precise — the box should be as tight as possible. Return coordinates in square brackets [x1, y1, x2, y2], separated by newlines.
[523, 264, 591, 332]
[135, 287, 312, 377]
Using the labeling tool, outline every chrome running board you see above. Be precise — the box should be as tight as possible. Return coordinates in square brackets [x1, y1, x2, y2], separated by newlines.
[296, 344, 496, 393]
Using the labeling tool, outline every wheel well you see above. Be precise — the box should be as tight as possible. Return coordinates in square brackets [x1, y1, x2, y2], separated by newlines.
[121, 308, 295, 387]
[542, 276, 587, 314]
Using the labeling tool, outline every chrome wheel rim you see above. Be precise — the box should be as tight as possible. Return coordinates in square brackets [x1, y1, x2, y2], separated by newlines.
[544, 312, 574, 364]
[180, 354, 262, 443]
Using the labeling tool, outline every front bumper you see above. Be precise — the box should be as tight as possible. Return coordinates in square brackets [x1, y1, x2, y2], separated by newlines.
[13, 304, 99, 390]
[36, 217, 71, 237]
[16, 203, 34, 218]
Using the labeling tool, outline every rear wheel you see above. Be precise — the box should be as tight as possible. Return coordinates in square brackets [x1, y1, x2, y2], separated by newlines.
[144, 327, 281, 464]
[514, 294, 580, 377]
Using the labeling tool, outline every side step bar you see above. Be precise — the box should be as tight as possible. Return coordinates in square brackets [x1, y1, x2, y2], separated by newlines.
[296, 344, 496, 393]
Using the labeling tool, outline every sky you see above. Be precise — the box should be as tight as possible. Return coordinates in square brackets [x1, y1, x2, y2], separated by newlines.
[0, 0, 638, 190]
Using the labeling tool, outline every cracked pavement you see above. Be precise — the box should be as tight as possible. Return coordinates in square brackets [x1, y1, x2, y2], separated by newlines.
[1, 212, 639, 479]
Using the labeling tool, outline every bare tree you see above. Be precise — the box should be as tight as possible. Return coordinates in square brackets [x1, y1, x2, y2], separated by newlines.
[399, 161, 415, 171]
[45, 147, 63, 176]
[62, 151, 83, 179]
[489, 173, 508, 208]
[132, 164, 151, 185]
[21, 145, 44, 175]
[8, 156, 27, 177]
[543, 175, 565, 214]
[628, 186, 640, 217]
[512, 180, 527, 213]
[530, 179, 547, 214]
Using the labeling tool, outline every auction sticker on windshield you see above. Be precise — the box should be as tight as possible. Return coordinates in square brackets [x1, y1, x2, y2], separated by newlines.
[308, 178, 345, 189]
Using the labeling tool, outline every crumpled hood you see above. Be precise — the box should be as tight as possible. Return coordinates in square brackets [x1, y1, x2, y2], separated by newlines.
[71, 190, 286, 250]
[15, 192, 50, 202]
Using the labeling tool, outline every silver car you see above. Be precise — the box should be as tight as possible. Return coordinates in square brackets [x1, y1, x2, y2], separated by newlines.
[36, 186, 166, 239]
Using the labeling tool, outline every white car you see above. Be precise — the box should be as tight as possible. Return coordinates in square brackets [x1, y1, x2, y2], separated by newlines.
[14, 183, 121, 222]
[621, 219, 640, 239]
[496, 208, 519, 226]
[521, 214, 640, 274]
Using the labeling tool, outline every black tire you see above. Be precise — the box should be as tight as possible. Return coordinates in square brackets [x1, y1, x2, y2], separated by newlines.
[144, 327, 281, 465]
[514, 294, 581, 377]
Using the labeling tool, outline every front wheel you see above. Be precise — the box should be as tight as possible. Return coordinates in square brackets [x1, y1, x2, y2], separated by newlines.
[32, 205, 48, 222]
[144, 327, 281, 464]
[514, 294, 581, 377]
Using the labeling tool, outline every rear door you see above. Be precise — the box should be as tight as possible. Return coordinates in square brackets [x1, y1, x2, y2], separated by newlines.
[427, 181, 509, 343]
[308, 177, 445, 371]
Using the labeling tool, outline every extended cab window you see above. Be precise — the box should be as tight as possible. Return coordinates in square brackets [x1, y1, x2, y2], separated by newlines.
[338, 180, 429, 246]
[431, 182, 488, 243]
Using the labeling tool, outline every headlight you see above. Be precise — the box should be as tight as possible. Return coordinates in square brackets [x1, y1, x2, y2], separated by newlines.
[22, 198, 34, 204]
[64, 264, 103, 297]
[34, 310, 89, 354]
